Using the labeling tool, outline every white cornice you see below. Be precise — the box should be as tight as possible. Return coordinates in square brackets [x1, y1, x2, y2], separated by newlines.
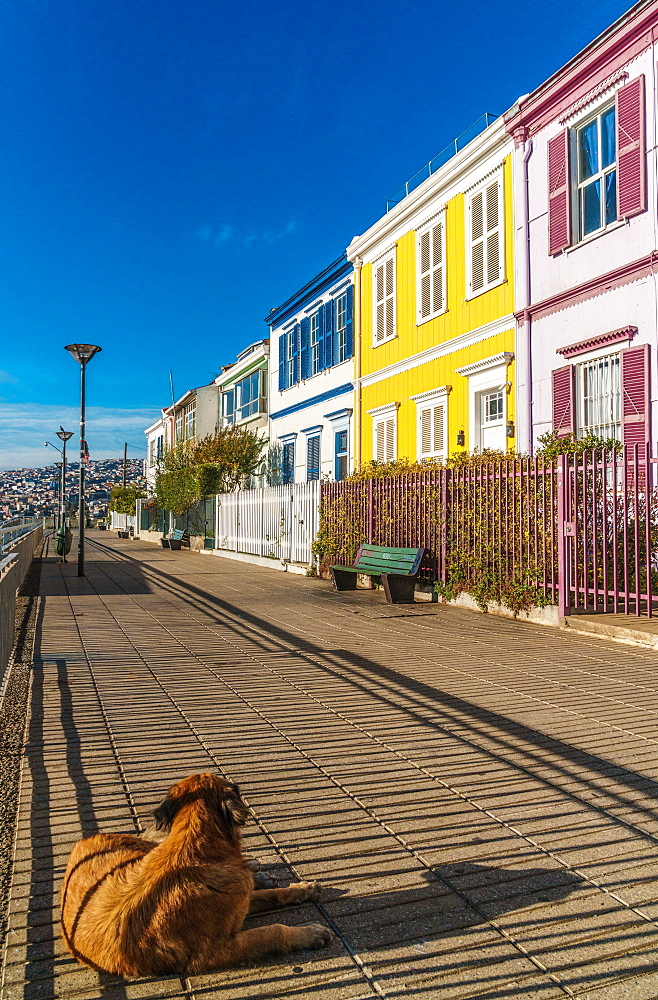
[347, 117, 511, 263]
[410, 385, 452, 403]
[359, 314, 515, 388]
[456, 352, 514, 377]
[415, 206, 445, 234]
[462, 161, 504, 196]
[367, 401, 400, 417]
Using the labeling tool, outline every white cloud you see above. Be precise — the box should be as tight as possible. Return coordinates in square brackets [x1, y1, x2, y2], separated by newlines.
[0, 370, 17, 385]
[0, 402, 162, 470]
[197, 219, 297, 248]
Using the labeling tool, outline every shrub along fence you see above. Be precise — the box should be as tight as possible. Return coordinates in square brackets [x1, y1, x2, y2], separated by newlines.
[318, 446, 658, 619]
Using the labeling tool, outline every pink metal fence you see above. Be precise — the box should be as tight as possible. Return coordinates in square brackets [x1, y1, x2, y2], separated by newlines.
[320, 446, 658, 618]
[557, 445, 658, 619]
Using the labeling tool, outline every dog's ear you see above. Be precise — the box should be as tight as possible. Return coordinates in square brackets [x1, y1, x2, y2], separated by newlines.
[219, 783, 249, 833]
[153, 794, 181, 831]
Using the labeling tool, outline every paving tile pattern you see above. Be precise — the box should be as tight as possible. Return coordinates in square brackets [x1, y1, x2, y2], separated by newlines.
[3, 535, 658, 998]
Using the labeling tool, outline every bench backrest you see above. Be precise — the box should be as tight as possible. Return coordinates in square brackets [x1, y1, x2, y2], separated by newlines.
[354, 544, 425, 577]
[170, 528, 187, 541]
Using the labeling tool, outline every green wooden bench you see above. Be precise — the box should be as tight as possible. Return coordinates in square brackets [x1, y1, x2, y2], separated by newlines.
[330, 544, 425, 604]
[167, 528, 189, 551]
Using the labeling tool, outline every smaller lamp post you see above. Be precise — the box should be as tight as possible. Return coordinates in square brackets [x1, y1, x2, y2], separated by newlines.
[44, 441, 62, 527]
[64, 344, 102, 577]
[55, 428, 73, 530]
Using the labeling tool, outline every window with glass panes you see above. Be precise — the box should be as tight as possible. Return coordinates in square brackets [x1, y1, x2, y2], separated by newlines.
[222, 389, 235, 425]
[235, 370, 264, 421]
[310, 312, 320, 375]
[576, 353, 621, 440]
[184, 404, 196, 439]
[335, 430, 348, 481]
[335, 293, 348, 363]
[576, 105, 617, 239]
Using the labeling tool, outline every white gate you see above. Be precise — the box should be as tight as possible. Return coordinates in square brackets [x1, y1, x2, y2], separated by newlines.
[215, 482, 320, 565]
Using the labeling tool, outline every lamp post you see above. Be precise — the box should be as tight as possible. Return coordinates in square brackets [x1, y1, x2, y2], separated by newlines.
[56, 428, 73, 529]
[64, 344, 102, 576]
[44, 441, 62, 527]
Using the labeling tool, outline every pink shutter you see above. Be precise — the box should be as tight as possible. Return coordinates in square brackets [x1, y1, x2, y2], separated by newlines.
[617, 75, 646, 219]
[621, 343, 650, 448]
[552, 366, 574, 438]
[547, 129, 571, 255]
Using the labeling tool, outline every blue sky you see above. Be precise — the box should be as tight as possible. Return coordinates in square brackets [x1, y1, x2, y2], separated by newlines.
[0, 0, 631, 469]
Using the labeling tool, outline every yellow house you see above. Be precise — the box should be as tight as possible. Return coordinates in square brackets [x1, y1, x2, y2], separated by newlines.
[347, 114, 515, 465]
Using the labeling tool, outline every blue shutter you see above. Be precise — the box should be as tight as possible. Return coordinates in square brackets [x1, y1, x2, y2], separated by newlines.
[324, 300, 334, 369]
[345, 284, 354, 359]
[316, 308, 325, 372]
[278, 332, 287, 391]
[300, 317, 310, 380]
[292, 323, 300, 384]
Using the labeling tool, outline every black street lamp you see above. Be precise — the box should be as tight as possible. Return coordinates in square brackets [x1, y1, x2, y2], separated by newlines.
[64, 344, 102, 576]
[56, 427, 73, 544]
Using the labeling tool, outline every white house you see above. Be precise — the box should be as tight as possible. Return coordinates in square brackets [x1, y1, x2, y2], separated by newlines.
[506, 0, 658, 453]
[266, 254, 354, 483]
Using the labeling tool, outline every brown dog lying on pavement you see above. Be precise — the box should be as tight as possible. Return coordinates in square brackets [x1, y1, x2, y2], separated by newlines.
[60, 773, 332, 976]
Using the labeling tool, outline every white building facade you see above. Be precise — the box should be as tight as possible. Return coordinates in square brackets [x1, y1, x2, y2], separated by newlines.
[506, 0, 658, 453]
[266, 255, 354, 484]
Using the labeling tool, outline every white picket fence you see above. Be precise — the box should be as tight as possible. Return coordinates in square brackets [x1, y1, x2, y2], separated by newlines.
[215, 481, 320, 566]
[109, 511, 137, 532]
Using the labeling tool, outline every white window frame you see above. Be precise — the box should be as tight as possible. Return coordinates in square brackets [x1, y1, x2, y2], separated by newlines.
[466, 173, 504, 299]
[572, 101, 617, 244]
[373, 249, 396, 346]
[456, 352, 513, 452]
[416, 213, 446, 324]
[367, 402, 398, 462]
[574, 343, 622, 440]
[335, 291, 348, 363]
[310, 311, 320, 375]
[284, 322, 295, 389]
[411, 386, 450, 461]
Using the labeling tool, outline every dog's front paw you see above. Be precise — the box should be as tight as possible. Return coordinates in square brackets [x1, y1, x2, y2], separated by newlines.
[288, 881, 322, 903]
[253, 871, 277, 889]
[295, 922, 333, 950]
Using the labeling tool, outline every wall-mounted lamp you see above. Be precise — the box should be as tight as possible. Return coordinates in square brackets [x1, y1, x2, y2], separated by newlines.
[506, 420, 515, 438]
[456, 429, 465, 447]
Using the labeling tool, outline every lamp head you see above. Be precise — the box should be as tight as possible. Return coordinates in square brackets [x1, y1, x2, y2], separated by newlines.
[64, 344, 102, 364]
[56, 429, 74, 442]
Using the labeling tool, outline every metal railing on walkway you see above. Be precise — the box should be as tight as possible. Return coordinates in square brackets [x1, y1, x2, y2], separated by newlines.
[0, 520, 43, 686]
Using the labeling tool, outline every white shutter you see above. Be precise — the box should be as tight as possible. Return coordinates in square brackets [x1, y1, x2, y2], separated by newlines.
[385, 417, 395, 461]
[374, 252, 395, 343]
[375, 263, 385, 343]
[471, 191, 484, 294]
[485, 182, 501, 285]
[375, 419, 385, 460]
[373, 413, 396, 461]
[469, 179, 502, 296]
[419, 403, 445, 459]
[420, 230, 431, 319]
[418, 219, 444, 321]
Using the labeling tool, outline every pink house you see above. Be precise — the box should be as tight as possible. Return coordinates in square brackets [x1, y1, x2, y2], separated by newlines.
[505, 0, 657, 453]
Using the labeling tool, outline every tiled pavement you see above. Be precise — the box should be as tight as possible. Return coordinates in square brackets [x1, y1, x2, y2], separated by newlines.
[3, 536, 658, 999]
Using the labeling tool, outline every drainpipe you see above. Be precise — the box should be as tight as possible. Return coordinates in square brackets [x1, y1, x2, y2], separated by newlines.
[353, 256, 363, 470]
[518, 137, 534, 455]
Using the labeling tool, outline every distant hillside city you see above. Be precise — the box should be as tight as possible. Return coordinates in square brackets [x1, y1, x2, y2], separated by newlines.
[0, 459, 144, 521]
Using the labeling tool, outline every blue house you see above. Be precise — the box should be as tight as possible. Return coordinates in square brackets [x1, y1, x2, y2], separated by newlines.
[266, 254, 354, 483]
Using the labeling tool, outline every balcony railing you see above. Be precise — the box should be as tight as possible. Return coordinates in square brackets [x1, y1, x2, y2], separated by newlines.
[386, 112, 498, 212]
